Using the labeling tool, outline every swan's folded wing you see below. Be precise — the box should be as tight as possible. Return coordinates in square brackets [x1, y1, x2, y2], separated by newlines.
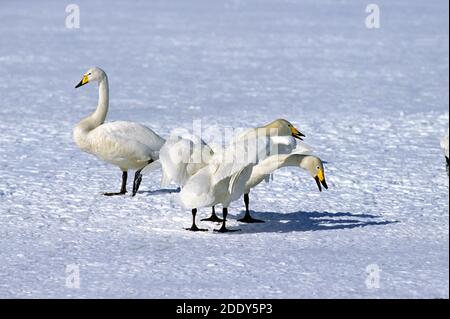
[217, 135, 297, 173]
[88, 129, 156, 167]
[209, 143, 253, 187]
[100, 121, 165, 154]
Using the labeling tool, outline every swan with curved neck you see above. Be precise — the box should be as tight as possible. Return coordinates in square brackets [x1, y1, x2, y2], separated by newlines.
[239, 153, 328, 222]
[74, 67, 165, 196]
[247, 153, 328, 193]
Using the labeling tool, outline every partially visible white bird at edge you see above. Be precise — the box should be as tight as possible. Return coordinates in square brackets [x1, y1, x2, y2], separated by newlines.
[441, 129, 449, 176]
[178, 135, 299, 232]
[74, 67, 165, 196]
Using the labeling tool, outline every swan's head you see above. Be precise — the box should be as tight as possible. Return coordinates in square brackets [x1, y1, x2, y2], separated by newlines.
[301, 155, 328, 192]
[75, 67, 106, 88]
[266, 119, 305, 140]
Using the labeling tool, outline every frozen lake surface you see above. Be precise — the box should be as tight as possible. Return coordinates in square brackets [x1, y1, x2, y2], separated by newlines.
[0, 0, 448, 298]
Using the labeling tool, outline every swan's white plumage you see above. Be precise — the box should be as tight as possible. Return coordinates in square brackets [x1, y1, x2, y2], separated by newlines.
[178, 161, 254, 209]
[77, 121, 164, 169]
[73, 67, 164, 172]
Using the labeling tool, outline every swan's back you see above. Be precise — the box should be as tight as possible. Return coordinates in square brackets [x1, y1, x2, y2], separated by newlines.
[179, 165, 215, 209]
[97, 121, 165, 150]
[82, 121, 165, 169]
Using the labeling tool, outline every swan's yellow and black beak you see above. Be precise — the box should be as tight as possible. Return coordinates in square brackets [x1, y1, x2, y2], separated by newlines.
[314, 169, 328, 192]
[75, 75, 89, 88]
[291, 126, 305, 140]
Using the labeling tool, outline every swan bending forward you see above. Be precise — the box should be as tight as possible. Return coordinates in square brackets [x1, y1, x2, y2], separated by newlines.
[241, 152, 328, 220]
[74, 67, 165, 196]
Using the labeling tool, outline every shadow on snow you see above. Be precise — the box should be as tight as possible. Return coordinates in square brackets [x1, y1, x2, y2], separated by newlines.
[137, 188, 181, 196]
[229, 210, 398, 234]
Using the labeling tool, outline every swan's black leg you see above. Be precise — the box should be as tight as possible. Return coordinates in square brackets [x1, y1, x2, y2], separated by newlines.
[201, 206, 223, 222]
[132, 160, 154, 196]
[120, 171, 128, 193]
[185, 209, 208, 232]
[132, 169, 143, 197]
[238, 193, 265, 223]
[215, 208, 240, 233]
[104, 171, 128, 196]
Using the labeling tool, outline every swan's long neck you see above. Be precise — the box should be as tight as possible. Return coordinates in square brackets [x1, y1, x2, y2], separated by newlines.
[74, 75, 109, 151]
[257, 154, 308, 176]
[91, 76, 109, 127]
[78, 76, 109, 130]
[245, 154, 308, 191]
[283, 154, 309, 169]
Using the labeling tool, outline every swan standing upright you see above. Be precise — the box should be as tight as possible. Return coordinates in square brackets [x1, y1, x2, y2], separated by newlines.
[74, 67, 165, 196]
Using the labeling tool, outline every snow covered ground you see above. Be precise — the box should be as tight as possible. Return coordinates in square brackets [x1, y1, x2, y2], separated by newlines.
[0, 0, 448, 298]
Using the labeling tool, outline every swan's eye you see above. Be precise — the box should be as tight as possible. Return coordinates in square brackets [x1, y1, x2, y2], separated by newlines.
[88, 73, 92, 76]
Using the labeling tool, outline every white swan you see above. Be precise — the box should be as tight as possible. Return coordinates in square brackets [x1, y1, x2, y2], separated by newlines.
[178, 135, 297, 232]
[239, 152, 328, 222]
[149, 119, 306, 228]
[74, 67, 165, 196]
[442, 129, 449, 175]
